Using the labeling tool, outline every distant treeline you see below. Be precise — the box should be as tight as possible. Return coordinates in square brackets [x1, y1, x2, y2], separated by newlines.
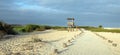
[78, 26, 120, 33]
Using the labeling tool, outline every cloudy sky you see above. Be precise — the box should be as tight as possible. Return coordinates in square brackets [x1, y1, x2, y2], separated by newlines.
[0, 0, 120, 27]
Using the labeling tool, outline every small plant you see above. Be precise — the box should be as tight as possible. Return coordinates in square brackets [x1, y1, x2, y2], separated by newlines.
[50, 49, 58, 55]
[112, 43, 117, 47]
[54, 49, 58, 53]
[108, 40, 113, 43]
[68, 40, 71, 43]
[63, 43, 67, 48]
[32, 37, 42, 42]
[13, 52, 21, 55]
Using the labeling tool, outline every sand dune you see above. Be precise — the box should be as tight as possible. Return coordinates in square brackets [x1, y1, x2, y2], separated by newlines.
[0, 30, 81, 55]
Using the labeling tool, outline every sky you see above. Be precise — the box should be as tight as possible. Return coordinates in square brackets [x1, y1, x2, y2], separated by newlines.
[0, 0, 120, 27]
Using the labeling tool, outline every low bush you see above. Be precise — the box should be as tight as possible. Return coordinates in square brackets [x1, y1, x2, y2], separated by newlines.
[0, 21, 17, 35]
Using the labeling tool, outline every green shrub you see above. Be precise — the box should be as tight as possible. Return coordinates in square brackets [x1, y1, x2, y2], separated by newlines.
[13, 25, 52, 32]
[24, 24, 40, 32]
[20, 28, 26, 32]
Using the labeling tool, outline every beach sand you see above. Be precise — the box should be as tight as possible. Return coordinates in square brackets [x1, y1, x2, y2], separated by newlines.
[0, 29, 119, 55]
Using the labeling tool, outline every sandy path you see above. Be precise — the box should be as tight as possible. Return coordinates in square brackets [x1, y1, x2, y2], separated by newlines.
[95, 32, 120, 55]
[58, 30, 113, 55]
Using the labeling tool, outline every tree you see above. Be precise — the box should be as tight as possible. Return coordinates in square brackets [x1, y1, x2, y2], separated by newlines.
[98, 25, 103, 28]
